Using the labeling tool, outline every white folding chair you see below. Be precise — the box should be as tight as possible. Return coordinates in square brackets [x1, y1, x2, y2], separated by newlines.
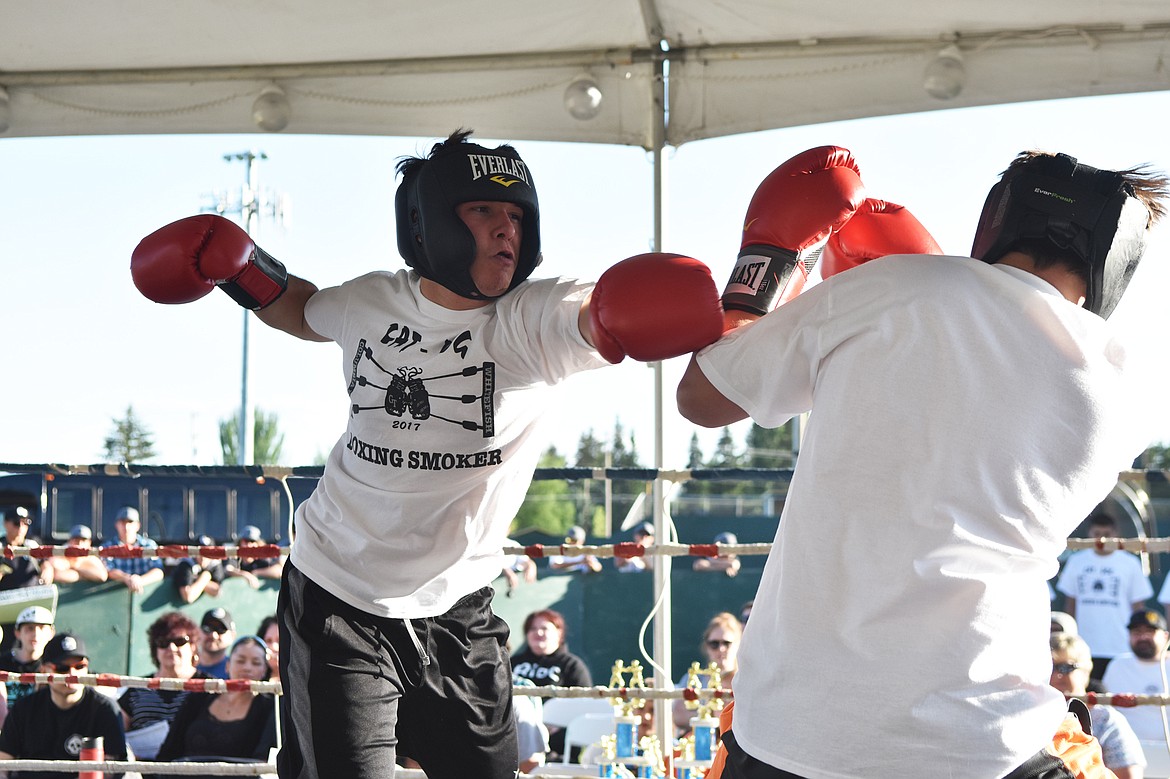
[540, 696, 612, 728]
[559, 712, 616, 764]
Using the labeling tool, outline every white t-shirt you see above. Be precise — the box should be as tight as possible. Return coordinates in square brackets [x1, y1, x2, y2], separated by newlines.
[1056, 549, 1152, 658]
[1101, 653, 1170, 740]
[294, 270, 605, 618]
[695, 256, 1152, 779]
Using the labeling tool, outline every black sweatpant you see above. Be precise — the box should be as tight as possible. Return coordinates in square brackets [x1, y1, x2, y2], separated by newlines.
[276, 563, 518, 779]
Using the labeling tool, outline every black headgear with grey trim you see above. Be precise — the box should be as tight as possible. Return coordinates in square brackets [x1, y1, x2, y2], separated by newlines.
[395, 139, 541, 300]
[971, 152, 1149, 319]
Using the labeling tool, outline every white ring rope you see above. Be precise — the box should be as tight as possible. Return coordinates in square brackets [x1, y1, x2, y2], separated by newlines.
[0, 669, 281, 695]
[19, 535, 1163, 563]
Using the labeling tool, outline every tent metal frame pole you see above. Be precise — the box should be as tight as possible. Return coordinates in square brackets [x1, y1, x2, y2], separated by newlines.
[649, 44, 675, 764]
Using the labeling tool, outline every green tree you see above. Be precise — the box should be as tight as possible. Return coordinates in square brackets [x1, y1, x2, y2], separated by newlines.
[744, 421, 796, 505]
[704, 426, 743, 496]
[512, 446, 576, 536]
[684, 432, 710, 497]
[608, 420, 644, 524]
[220, 409, 285, 465]
[103, 405, 157, 463]
[1141, 442, 1170, 469]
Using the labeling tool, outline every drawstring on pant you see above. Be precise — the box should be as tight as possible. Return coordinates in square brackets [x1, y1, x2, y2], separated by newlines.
[405, 618, 432, 667]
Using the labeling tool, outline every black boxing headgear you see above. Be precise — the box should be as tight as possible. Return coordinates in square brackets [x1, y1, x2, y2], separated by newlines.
[971, 152, 1149, 318]
[395, 137, 540, 299]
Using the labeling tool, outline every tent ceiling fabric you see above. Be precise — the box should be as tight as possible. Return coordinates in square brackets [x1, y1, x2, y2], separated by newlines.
[3, 1, 1170, 146]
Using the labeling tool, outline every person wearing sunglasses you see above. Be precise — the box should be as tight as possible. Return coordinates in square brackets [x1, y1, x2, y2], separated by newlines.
[674, 611, 743, 735]
[1050, 631, 1145, 778]
[118, 611, 206, 760]
[0, 632, 127, 775]
[156, 634, 277, 772]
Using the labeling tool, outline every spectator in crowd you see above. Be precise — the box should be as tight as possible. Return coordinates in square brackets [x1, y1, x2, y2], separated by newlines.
[102, 506, 164, 594]
[1057, 510, 1152, 679]
[739, 600, 754, 626]
[0, 506, 53, 590]
[46, 525, 107, 584]
[1102, 608, 1170, 741]
[547, 525, 603, 574]
[156, 634, 277, 772]
[511, 608, 592, 760]
[0, 606, 56, 709]
[615, 522, 655, 573]
[195, 608, 235, 679]
[256, 615, 280, 682]
[500, 538, 538, 596]
[119, 611, 205, 760]
[692, 531, 741, 577]
[0, 632, 127, 776]
[171, 535, 228, 604]
[512, 675, 549, 773]
[1050, 631, 1145, 779]
[226, 525, 284, 586]
[673, 611, 742, 735]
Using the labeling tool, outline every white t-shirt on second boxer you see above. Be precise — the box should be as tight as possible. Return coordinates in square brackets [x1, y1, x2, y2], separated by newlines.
[695, 255, 1152, 779]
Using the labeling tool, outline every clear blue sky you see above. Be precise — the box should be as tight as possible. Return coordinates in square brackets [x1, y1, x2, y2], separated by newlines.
[3, 91, 1169, 469]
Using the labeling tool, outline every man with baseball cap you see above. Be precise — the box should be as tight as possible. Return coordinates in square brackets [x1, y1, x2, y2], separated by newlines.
[1102, 608, 1170, 740]
[227, 524, 284, 584]
[692, 531, 741, 578]
[0, 606, 56, 708]
[615, 522, 655, 573]
[171, 534, 228, 604]
[0, 505, 53, 592]
[548, 525, 602, 573]
[47, 525, 108, 584]
[195, 607, 235, 679]
[0, 631, 127, 772]
[100, 506, 164, 593]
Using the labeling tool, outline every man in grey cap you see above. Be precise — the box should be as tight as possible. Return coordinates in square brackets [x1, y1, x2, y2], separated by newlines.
[615, 521, 655, 573]
[226, 524, 284, 585]
[547, 525, 602, 573]
[101, 506, 163, 593]
[692, 531, 741, 577]
[47, 525, 107, 584]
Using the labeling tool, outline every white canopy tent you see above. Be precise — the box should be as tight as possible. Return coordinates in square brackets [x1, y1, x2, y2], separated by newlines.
[3, 1, 1169, 146]
[6, 1, 1168, 758]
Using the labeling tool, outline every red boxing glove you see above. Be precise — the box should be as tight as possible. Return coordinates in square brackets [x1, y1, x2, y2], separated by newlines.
[820, 198, 943, 279]
[590, 253, 724, 364]
[722, 146, 866, 317]
[131, 215, 288, 310]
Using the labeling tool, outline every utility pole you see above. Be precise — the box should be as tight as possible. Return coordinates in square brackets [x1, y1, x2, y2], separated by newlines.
[202, 151, 288, 465]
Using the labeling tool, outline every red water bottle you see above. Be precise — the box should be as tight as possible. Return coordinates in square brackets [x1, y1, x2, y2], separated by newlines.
[80, 735, 103, 779]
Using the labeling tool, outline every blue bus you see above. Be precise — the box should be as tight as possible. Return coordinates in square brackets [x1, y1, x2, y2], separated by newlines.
[0, 464, 322, 546]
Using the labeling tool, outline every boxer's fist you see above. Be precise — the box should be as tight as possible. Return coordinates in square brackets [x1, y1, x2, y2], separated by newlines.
[821, 198, 942, 279]
[722, 146, 866, 317]
[131, 215, 288, 309]
[590, 253, 724, 364]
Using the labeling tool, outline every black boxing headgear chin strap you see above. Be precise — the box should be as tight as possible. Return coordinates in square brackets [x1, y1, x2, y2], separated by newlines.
[970, 152, 1148, 319]
[395, 141, 541, 300]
